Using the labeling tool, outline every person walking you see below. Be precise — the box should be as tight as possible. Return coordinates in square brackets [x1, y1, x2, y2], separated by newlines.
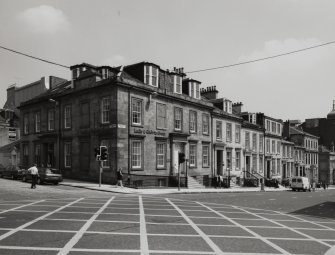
[28, 163, 39, 189]
[116, 168, 123, 187]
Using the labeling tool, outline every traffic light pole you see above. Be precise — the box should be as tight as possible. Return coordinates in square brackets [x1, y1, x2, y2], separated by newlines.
[99, 160, 102, 188]
[178, 163, 180, 191]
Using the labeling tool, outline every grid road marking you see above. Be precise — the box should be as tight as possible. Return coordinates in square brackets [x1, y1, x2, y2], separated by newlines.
[57, 196, 115, 255]
[139, 196, 149, 255]
[166, 198, 225, 255]
[197, 202, 291, 255]
[0, 200, 45, 214]
[0, 198, 83, 241]
[232, 205, 332, 248]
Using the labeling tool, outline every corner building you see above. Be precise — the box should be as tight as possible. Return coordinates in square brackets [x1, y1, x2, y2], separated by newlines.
[19, 62, 213, 186]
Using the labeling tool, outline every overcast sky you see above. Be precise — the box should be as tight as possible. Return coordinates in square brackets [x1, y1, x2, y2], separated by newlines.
[1, 0, 335, 120]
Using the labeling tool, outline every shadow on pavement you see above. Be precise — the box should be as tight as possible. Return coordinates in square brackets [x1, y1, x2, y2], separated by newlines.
[289, 201, 335, 220]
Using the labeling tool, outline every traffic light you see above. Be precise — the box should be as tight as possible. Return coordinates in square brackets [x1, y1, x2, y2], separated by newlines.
[100, 146, 108, 161]
[94, 147, 101, 161]
[94, 147, 100, 157]
[178, 152, 185, 164]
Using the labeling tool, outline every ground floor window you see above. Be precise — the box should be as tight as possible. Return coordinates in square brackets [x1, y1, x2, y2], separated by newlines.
[235, 151, 241, 170]
[189, 143, 197, 167]
[252, 154, 257, 173]
[156, 142, 166, 169]
[202, 144, 209, 167]
[226, 150, 232, 169]
[34, 144, 41, 166]
[131, 139, 143, 170]
[64, 142, 72, 168]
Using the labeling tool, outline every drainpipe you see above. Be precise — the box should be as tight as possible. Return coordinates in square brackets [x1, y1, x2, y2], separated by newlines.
[127, 88, 131, 186]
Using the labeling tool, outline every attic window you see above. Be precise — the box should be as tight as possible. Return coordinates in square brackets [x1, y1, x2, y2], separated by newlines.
[189, 82, 200, 99]
[72, 68, 80, 80]
[101, 69, 108, 79]
[144, 65, 158, 87]
[174, 75, 182, 94]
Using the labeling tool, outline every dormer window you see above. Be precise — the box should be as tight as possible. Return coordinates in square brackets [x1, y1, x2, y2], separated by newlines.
[72, 68, 80, 80]
[248, 113, 256, 124]
[189, 81, 200, 99]
[223, 100, 232, 114]
[144, 65, 159, 87]
[101, 68, 108, 79]
[174, 75, 182, 94]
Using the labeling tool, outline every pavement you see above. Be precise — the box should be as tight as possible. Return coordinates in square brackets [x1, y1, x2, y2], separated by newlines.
[60, 178, 297, 194]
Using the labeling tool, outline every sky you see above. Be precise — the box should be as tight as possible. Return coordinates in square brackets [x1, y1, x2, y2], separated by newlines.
[0, 0, 335, 121]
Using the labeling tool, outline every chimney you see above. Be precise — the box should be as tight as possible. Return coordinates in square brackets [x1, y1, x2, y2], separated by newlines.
[232, 102, 243, 115]
[201, 85, 218, 100]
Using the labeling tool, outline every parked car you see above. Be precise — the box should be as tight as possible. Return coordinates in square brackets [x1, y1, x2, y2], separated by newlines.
[22, 167, 63, 185]
[0, 165, 24, 180]
[291, 176, 311, 192]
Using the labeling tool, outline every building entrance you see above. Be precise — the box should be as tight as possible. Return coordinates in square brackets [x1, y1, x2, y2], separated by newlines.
[216, 150, 223, 175]
[266, 160, 271, 179]
[173, 143, 185, 175]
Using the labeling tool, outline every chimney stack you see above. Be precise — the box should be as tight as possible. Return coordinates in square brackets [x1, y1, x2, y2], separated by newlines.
[200, 86, 218, 100]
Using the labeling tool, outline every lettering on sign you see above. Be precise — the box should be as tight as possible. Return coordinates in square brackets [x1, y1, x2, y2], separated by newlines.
[133, 128, 166, 137]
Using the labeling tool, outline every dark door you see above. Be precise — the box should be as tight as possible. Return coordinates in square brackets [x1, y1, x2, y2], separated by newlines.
[266, 160, 271, 178]
[216, 150, 223, 175]
[80, 141, 90, 173]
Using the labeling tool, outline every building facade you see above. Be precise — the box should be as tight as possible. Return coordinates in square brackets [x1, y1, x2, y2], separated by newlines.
[19, 62, 215, 186]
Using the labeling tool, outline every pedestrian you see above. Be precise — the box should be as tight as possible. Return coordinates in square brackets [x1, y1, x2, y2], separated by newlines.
[116, 167, 123, 187]
[322, 181, 326, 190]
[28, 163, 39, 189]
[312, 181, 316, 192]
[219, 175, 223, 188]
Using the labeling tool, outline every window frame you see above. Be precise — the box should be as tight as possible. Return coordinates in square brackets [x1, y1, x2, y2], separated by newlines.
[174, 75, 182, 94]
[23, 113, 29, 135]
[131, 139, 143, 170]
[35, 111, 41, 133]
[156, 141, 167, 169]
[202, 114, 209, 135]
[202, 144, 210, 167]
[144, 65, 159, 87]
[174, 107, 183, 131]
[226, 123, 232, 142]
[131, 98, 143, 126]
[189, 143, 197, 167]
[156, 103, 167, 130]
[64, 105, 72, 129]
[48, 109, 55, 131]
[235, 124, 241, 143]
[216, 121, 222, 141]
[101, 97, 111, 124]
[64, 142, 72, 168]
[189, 110, 197, 133]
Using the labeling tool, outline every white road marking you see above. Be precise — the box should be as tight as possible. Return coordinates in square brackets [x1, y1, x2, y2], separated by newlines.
[197, 202, 291, 255]
[139, 196, 149, 255]
[0, 200, 45, 214]
[167, 198, 227, 255]
[0, 246, 59, 251]
[231, 205, 332, 248]
[57, 196, 115, 255]
[0, 198, 83, 241]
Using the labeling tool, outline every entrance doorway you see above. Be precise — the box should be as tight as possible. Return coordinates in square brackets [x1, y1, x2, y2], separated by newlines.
[266, 160, 271, 179]
[173, 143, 185, 175]
[216, 150, 223, 175]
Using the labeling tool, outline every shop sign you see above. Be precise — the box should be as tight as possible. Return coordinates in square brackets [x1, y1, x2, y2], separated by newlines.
[134, 128, 165, 136]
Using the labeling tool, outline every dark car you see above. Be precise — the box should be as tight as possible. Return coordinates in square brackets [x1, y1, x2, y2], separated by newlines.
[0, 165, 24, 180]
[22, 167, 63, 185]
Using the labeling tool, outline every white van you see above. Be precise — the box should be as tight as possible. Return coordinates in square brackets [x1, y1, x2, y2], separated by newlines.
[291, 177, 311, 192]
